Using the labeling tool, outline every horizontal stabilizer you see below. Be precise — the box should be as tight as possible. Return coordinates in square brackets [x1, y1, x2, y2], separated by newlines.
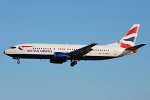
[126, 43, 147, 51]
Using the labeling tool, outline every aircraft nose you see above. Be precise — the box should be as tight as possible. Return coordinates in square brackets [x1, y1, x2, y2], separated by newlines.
[3, 50, 5, 54]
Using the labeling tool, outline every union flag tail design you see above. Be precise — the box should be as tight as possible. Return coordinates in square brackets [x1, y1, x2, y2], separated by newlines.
[118, 24, 140, 48]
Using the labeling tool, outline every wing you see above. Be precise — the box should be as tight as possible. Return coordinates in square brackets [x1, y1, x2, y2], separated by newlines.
[68, 43, 98, 59]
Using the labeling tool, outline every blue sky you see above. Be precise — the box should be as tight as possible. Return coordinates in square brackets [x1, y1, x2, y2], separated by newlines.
[0, 0, 150, 100]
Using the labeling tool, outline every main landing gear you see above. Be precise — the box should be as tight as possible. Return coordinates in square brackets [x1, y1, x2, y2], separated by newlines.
[70, 60, 77, 67]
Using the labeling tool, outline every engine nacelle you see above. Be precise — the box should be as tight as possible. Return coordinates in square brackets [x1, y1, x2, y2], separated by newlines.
[50, 59, 66, 64]
[54, 52, 67, 59]
[50, 52, 68, 64]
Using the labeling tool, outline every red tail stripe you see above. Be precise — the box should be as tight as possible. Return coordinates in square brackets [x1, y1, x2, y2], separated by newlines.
[118, 42, 138, 53]
[133, 49, 138, 53]
[125, 27, 138, 37]
[118, 41, 132, 48]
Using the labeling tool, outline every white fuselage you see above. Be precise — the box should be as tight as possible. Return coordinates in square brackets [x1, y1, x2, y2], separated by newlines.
[3, 24, 145, 66]
[4, 43, 128, 60]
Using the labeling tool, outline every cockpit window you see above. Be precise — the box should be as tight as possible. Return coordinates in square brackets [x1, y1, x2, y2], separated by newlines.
[10, 46, 16, 49]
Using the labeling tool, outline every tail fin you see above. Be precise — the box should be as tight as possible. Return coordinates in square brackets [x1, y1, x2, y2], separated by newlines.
[118, 24, 140, 48]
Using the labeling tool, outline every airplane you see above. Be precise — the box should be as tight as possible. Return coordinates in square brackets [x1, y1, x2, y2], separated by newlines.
[3, 24, 146, 67]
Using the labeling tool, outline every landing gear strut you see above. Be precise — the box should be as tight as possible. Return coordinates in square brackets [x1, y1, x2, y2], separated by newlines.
[70, 60, 77, 67]
[12, 57, 21, 64]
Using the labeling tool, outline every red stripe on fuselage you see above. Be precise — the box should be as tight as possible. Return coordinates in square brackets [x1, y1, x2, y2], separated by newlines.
[21, 46, 33, 47]
[19, 46, 33, 48]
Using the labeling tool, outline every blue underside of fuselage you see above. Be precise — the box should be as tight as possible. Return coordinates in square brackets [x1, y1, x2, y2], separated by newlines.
[7, 54, 116, 60]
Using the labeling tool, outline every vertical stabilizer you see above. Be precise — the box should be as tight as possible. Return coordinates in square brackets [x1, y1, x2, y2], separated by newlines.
[118, 24, 140, 48]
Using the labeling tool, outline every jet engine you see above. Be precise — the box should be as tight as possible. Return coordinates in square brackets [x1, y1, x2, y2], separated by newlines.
[50, 52, 68, 64]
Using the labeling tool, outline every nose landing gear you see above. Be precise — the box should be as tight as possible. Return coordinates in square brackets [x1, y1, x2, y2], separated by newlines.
[17, 60, 20, 64]
[13, 57, 20, 64]
[70, 60, 77, 67]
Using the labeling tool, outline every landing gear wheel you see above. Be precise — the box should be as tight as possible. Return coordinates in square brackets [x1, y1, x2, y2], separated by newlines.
[17, 61, 20, 64]
[74, 61, 77, 64]
[71, 63, 74, 67]
[70, 60, 77, 67]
